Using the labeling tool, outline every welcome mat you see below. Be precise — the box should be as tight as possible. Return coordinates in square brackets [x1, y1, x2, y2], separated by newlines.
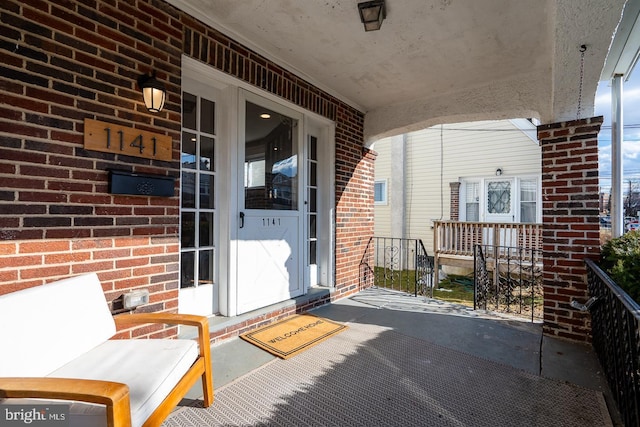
[240, 314, 347, 359]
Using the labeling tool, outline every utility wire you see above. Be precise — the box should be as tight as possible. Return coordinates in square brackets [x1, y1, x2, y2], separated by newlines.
[413, 124, 640, 132]
[439, 124, 444, 220]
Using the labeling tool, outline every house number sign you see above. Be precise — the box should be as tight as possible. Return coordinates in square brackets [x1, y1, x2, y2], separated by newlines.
[262, 218, 282, 227]
[84, 118, 172, 162]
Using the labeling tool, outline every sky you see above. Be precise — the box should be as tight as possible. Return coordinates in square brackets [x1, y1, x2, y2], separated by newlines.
[594, 72, 640, 192]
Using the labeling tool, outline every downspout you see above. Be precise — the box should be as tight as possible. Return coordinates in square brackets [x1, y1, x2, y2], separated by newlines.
[611, 74, 624, 238]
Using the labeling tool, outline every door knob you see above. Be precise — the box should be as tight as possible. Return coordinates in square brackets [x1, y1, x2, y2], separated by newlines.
[239, 212, 245, 228]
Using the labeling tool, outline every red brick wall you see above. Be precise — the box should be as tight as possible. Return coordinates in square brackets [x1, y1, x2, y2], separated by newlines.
[0, 0, 182, 339]
[335, 145, 376, 296]
[449, 182, 461, 220]
[538, 116, 602, 342]
[0, 0, 369, 339]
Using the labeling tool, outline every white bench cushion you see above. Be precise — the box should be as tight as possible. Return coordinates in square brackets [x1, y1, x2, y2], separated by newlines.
[0, 273, 116, 377]
[48, 339, 199, 427]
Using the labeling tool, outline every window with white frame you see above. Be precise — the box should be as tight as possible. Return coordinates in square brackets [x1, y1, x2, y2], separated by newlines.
[374, 180, 387, 204]
[460, 177, 539, 223]
[465, 181, 480, 221]
[519, 178, 537, 223]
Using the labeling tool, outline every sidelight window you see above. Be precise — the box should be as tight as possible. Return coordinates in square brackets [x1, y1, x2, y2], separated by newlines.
[180, 92, 216, 289]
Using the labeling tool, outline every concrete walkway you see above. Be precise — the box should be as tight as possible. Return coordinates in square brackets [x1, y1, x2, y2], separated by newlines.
[183, 287, 620, 425]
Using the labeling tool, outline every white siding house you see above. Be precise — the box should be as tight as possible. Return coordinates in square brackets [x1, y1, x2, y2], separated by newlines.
[373, 119, 542, 255]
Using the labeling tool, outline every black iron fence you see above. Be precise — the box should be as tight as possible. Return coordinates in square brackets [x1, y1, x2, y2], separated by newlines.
[585, 258, 640, 427]
[360, 237, 434, 297]
[473, 244, 543, 322]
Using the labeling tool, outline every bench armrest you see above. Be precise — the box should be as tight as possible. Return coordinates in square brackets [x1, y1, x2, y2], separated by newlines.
[0, 377, 131, 427]
[113, 313, 210, 356]
[114, 312, 208, 330]
[113, 312, 214, 406]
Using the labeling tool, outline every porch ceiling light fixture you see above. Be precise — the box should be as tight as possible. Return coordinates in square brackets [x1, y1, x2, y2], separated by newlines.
[358, 0, 386, 32]
[138, 71, 166, 113]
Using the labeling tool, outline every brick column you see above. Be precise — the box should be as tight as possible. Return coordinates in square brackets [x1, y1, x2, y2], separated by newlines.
[537, 116, 602, 342]
[449, 182, 461, 220]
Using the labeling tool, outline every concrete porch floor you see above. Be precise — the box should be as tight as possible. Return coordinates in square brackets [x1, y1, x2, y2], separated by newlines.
[183, 287, 622, 426]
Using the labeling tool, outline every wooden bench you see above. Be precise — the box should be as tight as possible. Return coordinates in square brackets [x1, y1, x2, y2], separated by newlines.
[0, 273, 213, 427]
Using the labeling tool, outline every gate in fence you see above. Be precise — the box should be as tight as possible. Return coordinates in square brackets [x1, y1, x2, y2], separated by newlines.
[360, 237, 434, 297]
[474, 244, 543, 321]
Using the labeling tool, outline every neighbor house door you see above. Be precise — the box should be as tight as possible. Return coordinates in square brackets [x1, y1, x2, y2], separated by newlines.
[485, 178, 515, 246]
[485, 178, 514, 223]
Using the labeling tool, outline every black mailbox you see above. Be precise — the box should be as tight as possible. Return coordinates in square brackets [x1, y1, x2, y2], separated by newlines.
[108, 170, 175, 197]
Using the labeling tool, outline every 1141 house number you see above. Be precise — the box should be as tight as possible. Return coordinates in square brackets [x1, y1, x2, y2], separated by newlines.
[263, 218, 282, 226]
[84, 118, 173, 162]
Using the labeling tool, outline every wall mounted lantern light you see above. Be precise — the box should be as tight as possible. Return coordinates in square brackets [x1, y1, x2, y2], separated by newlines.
[138, 72, 166, 113]
[496, 168, 503, 176]
[358, 0, 386, 32]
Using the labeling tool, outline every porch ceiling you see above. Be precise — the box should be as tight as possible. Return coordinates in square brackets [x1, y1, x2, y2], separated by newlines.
[168, 0, 627, 142]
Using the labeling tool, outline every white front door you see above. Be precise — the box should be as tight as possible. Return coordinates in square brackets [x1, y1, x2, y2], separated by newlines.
[180, 57, 335, 318]
[236, 91, 304, 314]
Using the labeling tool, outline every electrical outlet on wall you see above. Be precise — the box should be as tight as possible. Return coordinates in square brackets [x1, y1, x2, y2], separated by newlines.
[123, 289, 150, 309]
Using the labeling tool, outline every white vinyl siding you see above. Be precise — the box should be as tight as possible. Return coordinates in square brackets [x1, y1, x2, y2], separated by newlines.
[373, 138, 392, 237]
[374, 119, 541, 252]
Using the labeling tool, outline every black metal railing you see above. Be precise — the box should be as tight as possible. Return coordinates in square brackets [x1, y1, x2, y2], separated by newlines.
[473, 244, 543, 322]
[360, 237, 434, 297]
[585, 258, 640, 427]
[360, 237, 375, 290]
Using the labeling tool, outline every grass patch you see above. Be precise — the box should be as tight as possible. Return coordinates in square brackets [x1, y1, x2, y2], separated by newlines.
[434, 274, 475, 306]
[372, 269, 543, 320]
[373, 266, 421, 295]
[437, 273, 544, 319]
[372, 267, 474, 305]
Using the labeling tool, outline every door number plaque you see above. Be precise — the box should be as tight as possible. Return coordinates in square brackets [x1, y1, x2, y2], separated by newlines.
[84, 118, 173, 161]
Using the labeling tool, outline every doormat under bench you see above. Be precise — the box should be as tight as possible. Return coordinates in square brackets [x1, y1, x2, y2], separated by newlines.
[240, 314, 347, 359]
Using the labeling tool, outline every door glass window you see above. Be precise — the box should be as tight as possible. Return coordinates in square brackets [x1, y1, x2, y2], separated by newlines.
[180, 91, 216, 289]
[487, 181, 511, 214]
[244, 101, 298, 210]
